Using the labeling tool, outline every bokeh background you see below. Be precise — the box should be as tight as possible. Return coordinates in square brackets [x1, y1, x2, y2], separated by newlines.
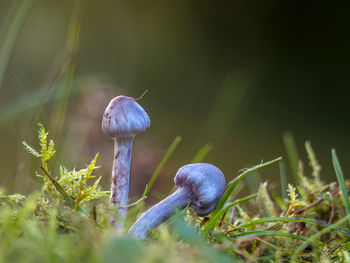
[1, 0, 349, 202]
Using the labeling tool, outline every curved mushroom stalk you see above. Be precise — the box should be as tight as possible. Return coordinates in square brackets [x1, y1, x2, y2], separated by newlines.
[102, 95, 150, 227]
[128, 188, 195, 238]
[128, 163, 226, 239]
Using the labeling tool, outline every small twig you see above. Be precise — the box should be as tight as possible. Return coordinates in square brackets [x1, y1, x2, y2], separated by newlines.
[117, 196, 147, 209]
[121, 90, 149, 122]
[295, 198, 325, 214]
[222, 220, 236, 228]
[132, 89, 148, 101]
[219, 210, 227, 228]
[256, 237, 283, 251]
[284, 203, 294, 218]
[224, 228, 245, 235]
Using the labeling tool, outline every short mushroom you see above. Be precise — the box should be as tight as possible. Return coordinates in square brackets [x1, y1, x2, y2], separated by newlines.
[102, 95, 150, 225]
[128, 163, 226, 238]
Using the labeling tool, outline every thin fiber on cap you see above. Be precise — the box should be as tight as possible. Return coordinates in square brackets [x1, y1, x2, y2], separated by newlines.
[174, 163, 226, 216]
[102, 96, 150, 137]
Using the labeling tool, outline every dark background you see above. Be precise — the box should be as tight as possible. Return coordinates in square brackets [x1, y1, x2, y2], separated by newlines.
[1, 0, 349, 201]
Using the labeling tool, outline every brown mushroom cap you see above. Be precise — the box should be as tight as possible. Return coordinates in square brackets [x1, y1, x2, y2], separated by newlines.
[102, 96, 150, 137]
[174, 163, 226, 216]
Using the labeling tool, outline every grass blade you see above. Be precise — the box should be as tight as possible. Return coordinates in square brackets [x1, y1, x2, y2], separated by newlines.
[49, 0, 84, 135]
[213, 157, 282, 214]
[201, 194, 257, 236]
[191, 143, 213, 163]
[0, 80, 82, 125]
[0, 0, 35, 89]
[332, 149, 350, 228]
[204, 73, 248, 139]
[230, 230, 324, 246]
[142, 136, 182, 198]
[236, 217, 350, 237]
[40, 166, 89, 216]
[283, 132, 301, 185]
[41, 166, 75, 208]
[279, 160, 287, 200]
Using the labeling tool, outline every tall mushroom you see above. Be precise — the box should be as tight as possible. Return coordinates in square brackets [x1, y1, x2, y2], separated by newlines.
[102, 95, 150, 225]
[128, 163, 226, 238]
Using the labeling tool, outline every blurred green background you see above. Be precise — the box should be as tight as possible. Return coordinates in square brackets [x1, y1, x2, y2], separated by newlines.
[1, 0, 349, 201]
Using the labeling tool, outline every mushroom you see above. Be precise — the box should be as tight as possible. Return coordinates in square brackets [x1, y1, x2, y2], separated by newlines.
[128, 163, 226, 238]
[102, 95, 150, 225]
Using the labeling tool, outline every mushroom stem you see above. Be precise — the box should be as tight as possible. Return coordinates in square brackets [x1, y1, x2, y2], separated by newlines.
[128, 188, 195, 238]
[110, 136, 134, 224]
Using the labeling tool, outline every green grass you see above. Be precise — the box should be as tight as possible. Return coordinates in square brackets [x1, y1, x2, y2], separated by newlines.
[283, 132, 301, 185]
[1, 125, 349, 262]
[332, 149, 350, 228]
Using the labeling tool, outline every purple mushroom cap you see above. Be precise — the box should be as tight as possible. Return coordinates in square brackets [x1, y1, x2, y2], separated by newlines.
[102, 96, 150, 137]
[174, 163, 226, 216]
